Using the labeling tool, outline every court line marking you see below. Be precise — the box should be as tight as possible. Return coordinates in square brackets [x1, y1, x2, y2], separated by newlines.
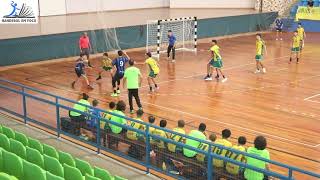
[140, 100, 319, 148]
[304, 94, 320, 101]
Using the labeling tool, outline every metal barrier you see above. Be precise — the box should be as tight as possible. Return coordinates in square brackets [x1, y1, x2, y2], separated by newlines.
[0, 78, 319, 180]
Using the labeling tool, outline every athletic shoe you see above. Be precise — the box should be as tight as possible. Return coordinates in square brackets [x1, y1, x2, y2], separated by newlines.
[221, 78, 228, 83]
[116, 90, 121, 94]
[171, 60, 176, 63]
[276, 38, 278, 41]
[203, 75, 210, 79]
[87, 85, 94, 89]
[111, 93, 118, 97]
[96, 76, 102, 81]
[138, 107, 143, 111]
[130, 110, 135, 114]
[262, 68, 266, 73]
[71, 81, 75, 88]
[280, 38, 283, 41]
[254, 69, 261, 74]
[205, 77, 213, 81]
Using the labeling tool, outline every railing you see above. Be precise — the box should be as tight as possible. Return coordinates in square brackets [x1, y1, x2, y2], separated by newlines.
[0, 78, 319, 180]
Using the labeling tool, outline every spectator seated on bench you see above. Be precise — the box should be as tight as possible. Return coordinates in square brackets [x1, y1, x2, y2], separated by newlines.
[196, 133, 216, 163]
[109, 100, 128, 149]
[167, 120, 186, 154]
[69, 93, 90, 136]
[226, 136, 247, 177]
[127, 109, 145, 160]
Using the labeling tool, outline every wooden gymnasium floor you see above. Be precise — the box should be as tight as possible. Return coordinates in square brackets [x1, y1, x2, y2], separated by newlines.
[0, 32, 319, 179]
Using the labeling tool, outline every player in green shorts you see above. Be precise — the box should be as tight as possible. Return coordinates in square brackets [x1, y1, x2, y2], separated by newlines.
[254, 34, 267, 74]
[96, 52, 113, 80]
[289, 31, 301, 64]
[204, 40, 227, 82]
[145, 52, 160, 92]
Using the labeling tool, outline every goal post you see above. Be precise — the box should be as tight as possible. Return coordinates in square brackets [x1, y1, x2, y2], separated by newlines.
[146, 17, 198, 59]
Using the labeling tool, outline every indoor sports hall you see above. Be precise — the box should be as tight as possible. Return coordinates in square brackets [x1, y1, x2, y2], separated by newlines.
[0, 0, 319, 180]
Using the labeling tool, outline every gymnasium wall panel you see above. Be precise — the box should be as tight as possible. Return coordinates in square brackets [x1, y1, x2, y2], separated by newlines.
[39, 0, 66, 16]
[170, 0, 255, 8]
[65, 0, 169, 14]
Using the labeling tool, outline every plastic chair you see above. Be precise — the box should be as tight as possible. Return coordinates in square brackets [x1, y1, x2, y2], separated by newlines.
[28, 137, 43, 154]
[64, 163, 84, 180]
[75, 158, 94, 176]
[94, 166, 114, 180]
[86, 174, 101, 180]
[59, 150, 75, 167]
[14, 131, 28, 146]
[2, 150, 23, 179]
[26, 146, 44, 168]
[9, 138, 26, 159]
[0, 149, 3, 171]
[2, 126, 15, 139]
[44, 154, 64, 177]
[46, 171, 64, 180]
[43, 143, 59, 159]
[114, 176, 127, 180]
[0, 133, 10, 151]
[23, 160, 46, 180]
[0, 172, 18, 180]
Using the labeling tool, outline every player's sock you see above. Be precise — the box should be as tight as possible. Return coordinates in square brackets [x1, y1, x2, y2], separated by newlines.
[149, 86, 152, 92]
[215, 74, 219, 79]
[96, 75, 101, 80]
[222, 75, 225, 79]
[71, 81, 75, 88]
[297, 58, 299, 63]
[113, 90, 116, 94]
[289, 57, 292, 62]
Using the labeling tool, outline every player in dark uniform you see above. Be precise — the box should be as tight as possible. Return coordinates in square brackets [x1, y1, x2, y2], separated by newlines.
[111, 50, 130, 97]
[275, 18, 284, 41]
[71, 54, 93, 89]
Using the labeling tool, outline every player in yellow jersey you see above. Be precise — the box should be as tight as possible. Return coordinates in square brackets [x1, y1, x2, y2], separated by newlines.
[204, 40, 228, 82]
[145, 52, 160, 92]
[212, 129, 232, 168]
[226, 136, 247, 175]
[127, 109, 145, 141]
[255, 34, 267, 74]
[289, 31, 301, 64]
[96, 52, 113, 81]
[297, 23, 306, 54]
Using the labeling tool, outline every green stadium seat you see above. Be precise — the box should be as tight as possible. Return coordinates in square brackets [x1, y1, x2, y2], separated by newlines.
[0, 172, 18, 180]
[64, 163, 84, 180]
[46, 171, 64, 180]
[59, 150, 75, 167]
[0, 149, 3, 171]
[28, 137, 43, 154]
[2, 126, 15, 139]
[86, 174, 101, 180]
[76, 158, 94, 176]
[0, 133, 10, 151]
[2, 150, 23, 179]
[44, 154, 64, 178]
[9, 138, 26, 159]
[43, 143, 59, 159]
[114, 176, 127, 180]
[23, 160, 46, 180]
[26, 146, 44, 168]
[14, 131, 28, 146]
[94, 166, 114, 180]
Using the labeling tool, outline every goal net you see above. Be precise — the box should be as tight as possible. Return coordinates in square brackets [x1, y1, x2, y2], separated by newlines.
[146, 17, 197, 58]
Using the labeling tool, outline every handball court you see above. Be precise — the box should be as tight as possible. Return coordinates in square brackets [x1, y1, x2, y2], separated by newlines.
[0, 32, 320, 179]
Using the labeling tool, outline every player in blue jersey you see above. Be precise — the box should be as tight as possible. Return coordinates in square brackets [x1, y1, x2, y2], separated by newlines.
[71, 54, 93, 89]
[111, 50, 130, 97]
[167, 30, 176, 62]
[275, 18, 284, 41]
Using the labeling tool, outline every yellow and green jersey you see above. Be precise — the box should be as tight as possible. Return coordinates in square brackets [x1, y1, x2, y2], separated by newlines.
[256, 40, 265, 56]
[292, 35, 301, 48]
[151, 128, 168, 149]
[226, 145, 246, 175]
[297, 27, 305, 40]
[102, 57, 112, 67]
[101, 109, 113, 129]
[212, 138, 232, 167]
[167, 127, 185, 152]
[145, 57, 160, 74]
[126, 118, 145, 140]
[196, 140, 212, 162]
[210, 45, 222, 61]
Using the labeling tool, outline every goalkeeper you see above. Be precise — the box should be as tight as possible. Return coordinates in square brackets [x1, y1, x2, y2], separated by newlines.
[167, 30, 176, 62]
